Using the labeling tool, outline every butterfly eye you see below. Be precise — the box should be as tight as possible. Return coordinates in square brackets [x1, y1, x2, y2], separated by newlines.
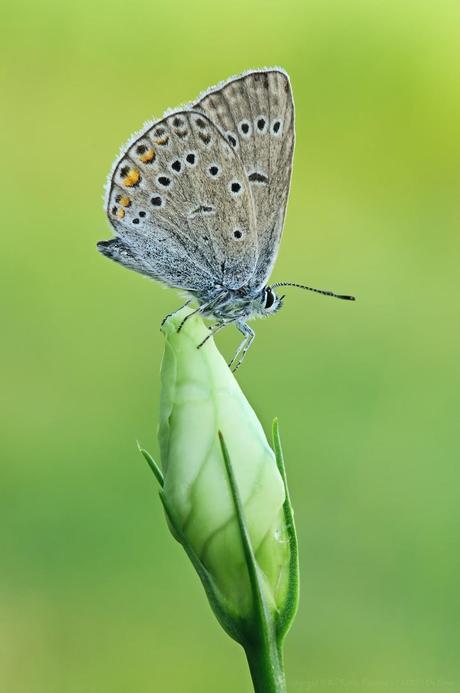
[264, 288, 275, 309]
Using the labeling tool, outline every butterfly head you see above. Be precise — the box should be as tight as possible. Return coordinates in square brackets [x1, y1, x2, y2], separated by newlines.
[255, 281, 355, 319]
[260, 286, 285, 316]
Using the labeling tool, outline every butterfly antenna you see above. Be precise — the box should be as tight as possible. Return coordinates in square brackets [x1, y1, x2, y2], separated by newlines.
[271, 282, 356, 301]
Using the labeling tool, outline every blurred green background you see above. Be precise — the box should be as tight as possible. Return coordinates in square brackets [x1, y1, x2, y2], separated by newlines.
[1, 0, 459, 691]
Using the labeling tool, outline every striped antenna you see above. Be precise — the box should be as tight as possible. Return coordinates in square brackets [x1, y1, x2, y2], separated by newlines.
[271, 282, 356, 301]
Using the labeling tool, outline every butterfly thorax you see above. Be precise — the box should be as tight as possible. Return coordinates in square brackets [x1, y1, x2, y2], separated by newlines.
[192, 285, 283, 324]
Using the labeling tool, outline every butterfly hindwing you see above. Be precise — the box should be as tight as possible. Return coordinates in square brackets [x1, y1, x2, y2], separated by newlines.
[104, 110, 258, 290]
[194, 68, 295, 289]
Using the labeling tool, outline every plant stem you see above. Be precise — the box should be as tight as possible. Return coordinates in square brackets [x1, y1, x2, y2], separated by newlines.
[244, 633, 287, 693]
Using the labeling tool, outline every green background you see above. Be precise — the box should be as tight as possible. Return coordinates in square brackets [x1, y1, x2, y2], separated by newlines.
[1, 1, 459, 691]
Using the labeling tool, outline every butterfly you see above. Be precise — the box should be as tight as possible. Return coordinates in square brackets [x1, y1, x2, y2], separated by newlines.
[98, 68, 354, 370]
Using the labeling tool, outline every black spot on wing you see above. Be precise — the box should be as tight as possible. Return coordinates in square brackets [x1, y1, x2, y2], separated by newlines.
[190, 205, 215, 216]
[248, 172, 268, 184]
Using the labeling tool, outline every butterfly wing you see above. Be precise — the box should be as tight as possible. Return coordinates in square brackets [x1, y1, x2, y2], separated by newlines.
[194, 68, 295, 289]
[99, 110, 258, 291]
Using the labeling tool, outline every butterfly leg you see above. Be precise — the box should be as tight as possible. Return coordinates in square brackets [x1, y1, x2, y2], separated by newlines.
[228, 322, 255, 372]
[176, 292, 227, 334]
[196, 322, 225, 350]
[161, 300, 191, 328]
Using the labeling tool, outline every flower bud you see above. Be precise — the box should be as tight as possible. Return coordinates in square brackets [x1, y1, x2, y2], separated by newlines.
[158, 308, 293, 628]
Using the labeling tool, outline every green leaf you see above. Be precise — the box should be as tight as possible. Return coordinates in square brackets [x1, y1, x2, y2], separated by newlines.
[137, 442, 164, 487]
[272, 419, 299, 641]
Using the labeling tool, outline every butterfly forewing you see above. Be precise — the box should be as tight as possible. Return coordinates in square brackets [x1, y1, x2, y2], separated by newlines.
[194, 69, 295, 289]
[105, 110, 258, 290]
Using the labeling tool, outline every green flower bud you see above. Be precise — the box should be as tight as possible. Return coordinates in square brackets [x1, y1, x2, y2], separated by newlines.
[155, 307, 296, 635]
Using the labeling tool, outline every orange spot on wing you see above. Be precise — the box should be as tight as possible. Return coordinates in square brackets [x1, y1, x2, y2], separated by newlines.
[123, 169, 141, 187]
[155, 135, 169, 146]
[116, 208, 125, 219]
[139, 149, 155, 163]
[119, 196, 131, 207]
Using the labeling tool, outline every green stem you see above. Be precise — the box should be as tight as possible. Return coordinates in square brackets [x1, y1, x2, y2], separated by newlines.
[244, 632, 286, 693]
